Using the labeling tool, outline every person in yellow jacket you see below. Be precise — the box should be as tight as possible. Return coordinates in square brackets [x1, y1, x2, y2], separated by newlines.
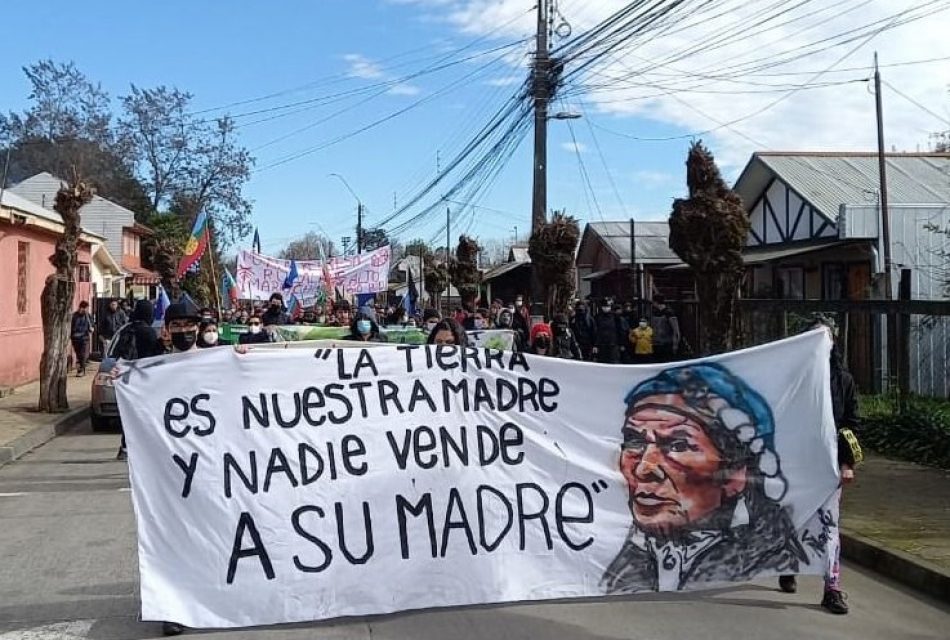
[629, 319, 653, 363]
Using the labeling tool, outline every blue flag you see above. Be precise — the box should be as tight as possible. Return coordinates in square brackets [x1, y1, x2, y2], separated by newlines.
[283, 259, 299, 290]
[154, 285, 171, 321]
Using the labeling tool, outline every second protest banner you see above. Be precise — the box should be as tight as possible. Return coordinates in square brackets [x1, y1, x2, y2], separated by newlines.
[115, 331, 841, 629]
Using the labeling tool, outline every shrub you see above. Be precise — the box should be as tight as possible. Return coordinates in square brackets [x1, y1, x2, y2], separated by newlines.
[858, 395, 950, 469]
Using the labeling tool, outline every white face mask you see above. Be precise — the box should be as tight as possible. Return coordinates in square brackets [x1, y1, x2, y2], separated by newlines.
[639, 321, 648, 328]
[203, 331, 218, 344]
[249, 325, 262, 334]
[474, 319, 485, 329]
[425, 321, 438, 332]
[514, 299, 523, 307]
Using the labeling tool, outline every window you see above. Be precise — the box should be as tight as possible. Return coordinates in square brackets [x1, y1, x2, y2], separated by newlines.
[775, 266, 804, 300]
[78, 264, 91, 283]
[17, 242, 29, 315]
[822, 263, 846, 300]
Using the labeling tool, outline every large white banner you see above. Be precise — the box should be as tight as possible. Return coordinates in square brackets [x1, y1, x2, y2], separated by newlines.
[236, 246, 392, 300]
[115, 330, 841, 629]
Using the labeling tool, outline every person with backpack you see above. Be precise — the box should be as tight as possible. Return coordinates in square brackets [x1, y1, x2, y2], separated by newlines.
[70, 301, 93, 376]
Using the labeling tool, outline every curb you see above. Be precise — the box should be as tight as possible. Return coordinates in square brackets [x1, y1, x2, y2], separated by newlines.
[841, 529, 950, 603]
[0, 405, 90, 468]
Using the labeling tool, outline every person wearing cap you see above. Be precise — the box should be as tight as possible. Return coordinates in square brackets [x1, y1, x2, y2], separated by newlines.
[162, 301, 202, 354]
[528, 322, 553, 356]
[602, 362, 805, 594]
[778, 315, 862, 614]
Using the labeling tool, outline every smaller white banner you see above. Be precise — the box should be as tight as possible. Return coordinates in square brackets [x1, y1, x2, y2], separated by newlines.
[236, 246, 392, 300]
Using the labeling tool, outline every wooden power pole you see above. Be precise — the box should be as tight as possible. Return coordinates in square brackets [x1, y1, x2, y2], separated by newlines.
[531, 0, 551, 234]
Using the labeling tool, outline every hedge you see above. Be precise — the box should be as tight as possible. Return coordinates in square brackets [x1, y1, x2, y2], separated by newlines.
[858, 395, 950, 469]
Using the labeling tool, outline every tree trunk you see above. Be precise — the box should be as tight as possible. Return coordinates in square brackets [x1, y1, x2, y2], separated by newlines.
[38, 274, 74, 412]
[38, 178, 92, 413]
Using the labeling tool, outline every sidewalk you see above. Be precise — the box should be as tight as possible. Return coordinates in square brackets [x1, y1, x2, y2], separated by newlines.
[841, 454, 950, 601]
[0, 373, 91, 466]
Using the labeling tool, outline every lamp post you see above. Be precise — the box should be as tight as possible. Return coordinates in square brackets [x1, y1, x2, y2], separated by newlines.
[329, 173, 363, 254]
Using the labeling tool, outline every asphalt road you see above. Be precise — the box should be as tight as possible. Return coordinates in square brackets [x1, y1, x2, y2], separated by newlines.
[1, 421, 948, 640]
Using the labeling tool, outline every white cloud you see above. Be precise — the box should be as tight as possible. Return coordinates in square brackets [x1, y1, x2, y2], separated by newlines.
[561, 141, 588, 154]
[342, 53, 384, 80]
[389, 83, 422, 96]
[633, 170, 674, 189]
[405, 0, 950, 171]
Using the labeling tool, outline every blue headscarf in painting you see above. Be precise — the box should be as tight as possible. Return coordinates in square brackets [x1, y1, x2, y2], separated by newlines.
[624, 362, 787, 501]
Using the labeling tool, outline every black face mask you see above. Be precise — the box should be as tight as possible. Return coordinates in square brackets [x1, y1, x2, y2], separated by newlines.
[270, 303, 281, 310]
[536, 338, 550, 349]
[171, 331, 197, 352]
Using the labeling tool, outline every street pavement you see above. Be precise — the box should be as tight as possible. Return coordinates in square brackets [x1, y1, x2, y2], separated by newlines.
[1, 421, 948, 640]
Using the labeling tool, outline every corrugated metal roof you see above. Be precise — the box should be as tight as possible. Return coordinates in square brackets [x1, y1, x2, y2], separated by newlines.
[751, 153, 950, 220]
[586, 220, 679, 264]
[482, 260, 530, 281]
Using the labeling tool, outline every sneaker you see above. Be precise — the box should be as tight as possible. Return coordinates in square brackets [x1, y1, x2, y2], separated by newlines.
[162, 621, 185, 636]
[778, 575, 797, 593]
[116, 448, 127, 461]
[821, 589, 849, 615]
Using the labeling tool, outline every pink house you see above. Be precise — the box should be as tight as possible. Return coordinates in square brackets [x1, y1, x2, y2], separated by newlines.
[0, 190, 98, 389]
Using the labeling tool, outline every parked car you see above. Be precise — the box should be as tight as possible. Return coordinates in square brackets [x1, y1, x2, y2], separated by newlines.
[89, 321, 162, 431]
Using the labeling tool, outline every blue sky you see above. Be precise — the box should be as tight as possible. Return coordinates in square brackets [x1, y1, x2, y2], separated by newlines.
[2, 0, 948, 256]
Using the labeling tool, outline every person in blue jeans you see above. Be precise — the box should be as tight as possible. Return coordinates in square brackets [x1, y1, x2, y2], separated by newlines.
[70, 301, 93, 375]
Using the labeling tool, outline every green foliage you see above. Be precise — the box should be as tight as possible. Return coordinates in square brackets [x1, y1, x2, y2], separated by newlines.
[859, 394, 950, 469]
[359, 228, 389, 252]
[669, 141, 749, 354]
[528, 210, 580, 315]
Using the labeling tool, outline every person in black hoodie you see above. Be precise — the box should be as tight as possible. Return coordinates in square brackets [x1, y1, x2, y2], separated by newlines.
[778, 315, 861, 615]
[115, 300, 164, 461]
[593, 299, 621, 364]
[571, 300, 595, 360]
[261, 292, 289, 327]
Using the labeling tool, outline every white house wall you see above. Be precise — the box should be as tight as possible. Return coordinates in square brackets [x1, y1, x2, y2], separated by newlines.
[747, 178, 837, 246]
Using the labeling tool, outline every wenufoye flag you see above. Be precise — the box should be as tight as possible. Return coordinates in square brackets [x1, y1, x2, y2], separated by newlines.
[115, 330, 841, 629]
[176, 211, 210, 278]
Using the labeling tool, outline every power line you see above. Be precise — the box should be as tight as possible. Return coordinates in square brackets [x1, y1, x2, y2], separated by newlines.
[883, 80, 950, 126]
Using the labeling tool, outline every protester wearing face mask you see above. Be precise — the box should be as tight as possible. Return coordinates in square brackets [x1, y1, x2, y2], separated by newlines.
[551, 314, 581, 360]
[593, 298, 621, 364]
[495, 307, 523, 351]
[422, 309, 441, 334]
[510, 295, 531, 347]
[238, 314, 272, 344]
[344, 310, 381, 342]
[463, 308, 489, 331]
[529, 323, 553, 356]
[197, 320, 226, 348]
[629, 318, 654, 363]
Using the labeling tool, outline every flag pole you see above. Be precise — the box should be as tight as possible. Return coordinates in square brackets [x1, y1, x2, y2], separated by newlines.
[206, 220, 223, 311]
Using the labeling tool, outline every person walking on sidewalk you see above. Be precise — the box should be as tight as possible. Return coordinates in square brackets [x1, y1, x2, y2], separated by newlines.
[779, 315, 862, 615]
[97, 299, 127, 353]
[650, 295, 680, 362]
[70, 301, 93, 375]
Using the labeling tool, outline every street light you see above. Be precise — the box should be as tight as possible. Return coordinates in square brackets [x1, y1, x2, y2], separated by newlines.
[550, 111, 582, 120]
[329, 173, 363, 254]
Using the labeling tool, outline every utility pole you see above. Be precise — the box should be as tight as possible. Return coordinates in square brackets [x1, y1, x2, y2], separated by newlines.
[356, 202, 363, 254]
[875, 52, 897, 389]
[446, 205, 452, 313]
[531, 0, 551, 233]
[874, 52, 892, 298]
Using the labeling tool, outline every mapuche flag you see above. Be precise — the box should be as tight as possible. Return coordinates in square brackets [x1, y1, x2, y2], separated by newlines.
[176, 211, 210, 279]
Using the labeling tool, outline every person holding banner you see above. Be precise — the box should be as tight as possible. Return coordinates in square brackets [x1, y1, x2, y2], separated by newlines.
[602, 362, 807, 594]
[778, 316, 862, 615]
[426, 318, 468, 347]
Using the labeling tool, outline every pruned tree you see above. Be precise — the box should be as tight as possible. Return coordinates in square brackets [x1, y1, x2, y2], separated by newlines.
[142, 211, 187, 291]
[38, 177, 92, 413]
[424, 260, 449, 308]
[669, 141, 749, 355]
[448, 235, 481, 308]
[528, 210, 580, 317]
[402, 238, 432, 261]
[358, 227, 389, 252]
[279, 231, 336, 261]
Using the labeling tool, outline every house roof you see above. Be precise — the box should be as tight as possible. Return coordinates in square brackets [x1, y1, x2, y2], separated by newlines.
[11, 170, 143, 222]
[509, 244, 530, 263]
[1, 188, 106, 242]
[124, 222, 154, 236]
[734, 152, 950, 221]
[577, 220, 681, 266]
[482, 260, 531, 281]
